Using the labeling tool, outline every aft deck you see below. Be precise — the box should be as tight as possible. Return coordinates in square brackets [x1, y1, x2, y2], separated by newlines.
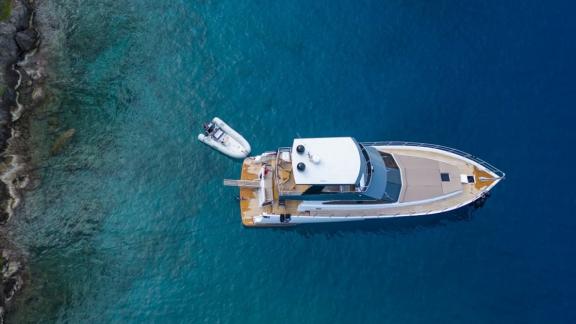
[237, 156, 301, 226]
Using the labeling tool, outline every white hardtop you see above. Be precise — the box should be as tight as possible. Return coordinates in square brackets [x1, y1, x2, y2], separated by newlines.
[291, 137, 362, 185]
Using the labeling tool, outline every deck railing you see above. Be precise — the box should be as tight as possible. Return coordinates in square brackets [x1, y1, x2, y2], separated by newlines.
[362, 141, 506, 179]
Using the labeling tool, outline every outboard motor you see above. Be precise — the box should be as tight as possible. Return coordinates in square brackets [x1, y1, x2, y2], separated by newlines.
[203, 122, 215, 135]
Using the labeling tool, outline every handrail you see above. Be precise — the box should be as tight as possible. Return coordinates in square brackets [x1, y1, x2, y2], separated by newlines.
[362, 141, 505, 179]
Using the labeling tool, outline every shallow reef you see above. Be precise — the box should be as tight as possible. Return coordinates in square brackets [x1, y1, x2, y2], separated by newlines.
[0, 0, 41, 321]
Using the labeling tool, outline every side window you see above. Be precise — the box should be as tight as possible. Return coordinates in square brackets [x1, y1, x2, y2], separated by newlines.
[379, 152, 399, 169]
[304, 185, 355, 195]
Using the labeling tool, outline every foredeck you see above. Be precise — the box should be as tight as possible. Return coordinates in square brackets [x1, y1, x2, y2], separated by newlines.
[237, 144, 503, 226]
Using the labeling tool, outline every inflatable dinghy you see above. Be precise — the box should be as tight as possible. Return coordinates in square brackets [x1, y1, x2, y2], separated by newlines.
[198, 117, 251, 159]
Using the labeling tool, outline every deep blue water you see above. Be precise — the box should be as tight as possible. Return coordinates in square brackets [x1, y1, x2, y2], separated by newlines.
[7, 0, 576, 322]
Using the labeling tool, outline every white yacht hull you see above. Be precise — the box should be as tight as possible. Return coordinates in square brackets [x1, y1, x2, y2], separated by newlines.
[253, 195, 488, 226]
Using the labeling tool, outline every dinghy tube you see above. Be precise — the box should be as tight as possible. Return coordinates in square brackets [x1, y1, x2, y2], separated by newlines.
[198, 117, 251, 159]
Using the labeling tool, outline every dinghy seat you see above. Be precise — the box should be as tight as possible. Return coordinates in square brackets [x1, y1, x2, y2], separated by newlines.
[213, 129, 224, 140]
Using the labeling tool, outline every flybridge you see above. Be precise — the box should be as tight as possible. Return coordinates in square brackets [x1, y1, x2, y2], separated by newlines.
[274, 137, 399, 202]
[290, 137, 364, 185]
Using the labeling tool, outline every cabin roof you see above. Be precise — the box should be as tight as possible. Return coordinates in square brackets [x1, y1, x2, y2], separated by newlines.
[291, 137, 362, 185]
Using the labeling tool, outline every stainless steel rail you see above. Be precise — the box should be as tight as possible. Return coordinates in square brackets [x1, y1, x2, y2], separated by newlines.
[362, 141, 506, 179]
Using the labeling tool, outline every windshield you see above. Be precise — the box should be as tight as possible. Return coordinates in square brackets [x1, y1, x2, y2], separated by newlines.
[359, 146, 403, 202]
[358, 144, 373, 190]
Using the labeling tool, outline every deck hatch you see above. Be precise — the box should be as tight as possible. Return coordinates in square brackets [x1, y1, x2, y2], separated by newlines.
[440, 173, 450, 182]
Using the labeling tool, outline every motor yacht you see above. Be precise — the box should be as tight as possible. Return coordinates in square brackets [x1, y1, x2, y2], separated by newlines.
[224, 137, 504, 227]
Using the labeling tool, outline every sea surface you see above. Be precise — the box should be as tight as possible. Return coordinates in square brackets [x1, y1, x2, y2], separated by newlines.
[6, 0, 576, 322]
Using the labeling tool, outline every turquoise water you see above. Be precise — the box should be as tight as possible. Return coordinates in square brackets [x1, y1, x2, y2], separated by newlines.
[7, 0, 576, 322]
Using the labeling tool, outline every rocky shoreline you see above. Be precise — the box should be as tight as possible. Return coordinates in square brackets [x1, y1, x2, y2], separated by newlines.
[0, 0, 43, 321]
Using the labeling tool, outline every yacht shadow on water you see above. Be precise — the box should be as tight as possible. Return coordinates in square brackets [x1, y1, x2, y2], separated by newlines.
[269, 205, 478, 237]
